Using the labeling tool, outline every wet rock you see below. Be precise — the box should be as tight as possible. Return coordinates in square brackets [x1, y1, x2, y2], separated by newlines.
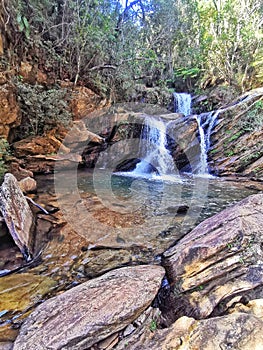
[162, 193, 263, 321]
[127, 313, 263, 350]
[0, 273, 57, 342]
[18, 177, 37, 193]
[13, 265, 165, 350]
[0, 173, 35, 260]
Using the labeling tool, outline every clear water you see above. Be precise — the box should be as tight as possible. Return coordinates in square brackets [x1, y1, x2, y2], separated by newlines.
[52, 169, 260, 253]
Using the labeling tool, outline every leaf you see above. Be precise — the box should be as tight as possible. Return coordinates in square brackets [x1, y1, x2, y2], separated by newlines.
[22, 17, 30, 29]
[16, 14, 22, 23]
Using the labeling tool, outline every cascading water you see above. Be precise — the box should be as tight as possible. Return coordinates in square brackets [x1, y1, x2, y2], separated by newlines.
[132, 92, 219, 178]
[194, 110, 221, 174]
[173, 92, 192, 116]
[133, 116, 175, 177]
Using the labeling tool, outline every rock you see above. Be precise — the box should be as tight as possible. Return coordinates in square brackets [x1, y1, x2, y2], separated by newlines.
[64, 120, 104, 146]
[162, 193, 263, 321]
[128, 313, 263, 350]
[0, 173, 35, 260]
[18, 177, 37, 193]
[9, 161, 34, 181]
[70, 86, 107, 120]
[13, 134, 62, 158]
[13, 265, 165, 350]
[229, 298, 263, 319]
[0, 343, 13, 350]
[0, 273, 57, 342]
[209, 88, 263, 179]
[0, 83, 20, 139]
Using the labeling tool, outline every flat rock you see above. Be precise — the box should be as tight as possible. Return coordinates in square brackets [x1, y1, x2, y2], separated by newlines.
[162, 193, 263, 320]
[0, 173, 35, 260]
[13, 265, 165, 350]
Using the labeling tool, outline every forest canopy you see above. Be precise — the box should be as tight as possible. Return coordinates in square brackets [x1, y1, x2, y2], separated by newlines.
[1, 0, 263, 99]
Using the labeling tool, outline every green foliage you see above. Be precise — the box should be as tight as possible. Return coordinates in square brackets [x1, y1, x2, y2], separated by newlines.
[239, 99, 263, 132]
[3, 0, 263, 97]
[0, 139, 11, 181]
[149, 319, 157, 332]
[16, 14, 30, 39]
[15, 81, 72, 137]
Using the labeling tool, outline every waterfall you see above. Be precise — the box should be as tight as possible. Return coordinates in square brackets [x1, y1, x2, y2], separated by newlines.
[194, 110, 220, 174]
[173, 92, 192, 116]
[133, 116, 175, 177]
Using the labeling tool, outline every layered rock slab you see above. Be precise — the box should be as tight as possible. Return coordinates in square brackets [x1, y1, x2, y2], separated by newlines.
[13, 265, 165, 350]
[163, 193, 263, 320]
[0, 173, 34, 260]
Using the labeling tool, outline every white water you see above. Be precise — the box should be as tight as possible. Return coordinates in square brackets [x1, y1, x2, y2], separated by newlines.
[194, 110, 221, 175]
[173, 92, 192, 116]
[133, 116, 176, 177]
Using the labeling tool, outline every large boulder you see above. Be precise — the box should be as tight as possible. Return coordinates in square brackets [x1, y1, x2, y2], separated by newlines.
[0, 173, 35, 260]
[162, 193, 263, 322]
[70, 86, 107, 120]
[13, 265, 165, 350]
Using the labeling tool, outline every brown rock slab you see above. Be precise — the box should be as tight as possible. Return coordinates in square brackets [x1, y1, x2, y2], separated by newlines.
[0, 173, 35, 260]
[70, 86, 107, 120]
[13, 265, 165, 350]
[163, 193, 263, 320]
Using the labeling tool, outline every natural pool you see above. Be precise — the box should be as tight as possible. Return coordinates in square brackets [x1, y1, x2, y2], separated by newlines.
[0, 168, 261, 342]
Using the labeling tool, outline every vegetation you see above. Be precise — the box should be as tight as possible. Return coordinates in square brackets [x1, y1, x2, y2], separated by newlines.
[15, 81, 72, 138]
[1, 0, 263, 99]
[0, 139, 10, 181]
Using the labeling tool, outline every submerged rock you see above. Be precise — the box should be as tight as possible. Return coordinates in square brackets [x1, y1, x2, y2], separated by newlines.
[0, 173, 35, 260]
[13, 265, 165, 350]
[162, 193, 263, 322]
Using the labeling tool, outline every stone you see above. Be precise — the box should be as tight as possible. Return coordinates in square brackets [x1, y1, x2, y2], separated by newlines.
[130, 313, 263, 350]
[9, 161, 34, 181]
[0, 33, 3, 55]
[18, 177, 37, 193]
[13, 134, 62, 158]
[13, 265, 165, 350]
[229, 298, 263, 319]
[70, 86, 107, 120]
[0, 173, 35, 260]
[0, 84, 20, 139]
[162, 193, 263, 321]
[209, 88, 263, 179]
[0, 273, 57, 342]
[0, 343, 13, 350]
[63, 120, 104, 146]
